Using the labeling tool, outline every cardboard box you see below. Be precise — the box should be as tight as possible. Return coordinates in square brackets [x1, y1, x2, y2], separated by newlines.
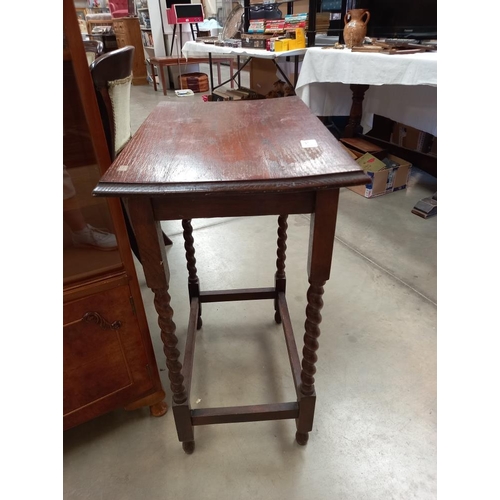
[347, 153, 412, 198]
[250, 58, 280, 96]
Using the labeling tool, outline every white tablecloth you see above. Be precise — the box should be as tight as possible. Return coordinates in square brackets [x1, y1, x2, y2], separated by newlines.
[295, 48, 437, 136]
[182, 41, 307, 60]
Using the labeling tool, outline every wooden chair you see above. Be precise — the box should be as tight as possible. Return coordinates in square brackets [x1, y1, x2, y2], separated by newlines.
[83, 40, 103, 65]
[90, 46, 172, 260]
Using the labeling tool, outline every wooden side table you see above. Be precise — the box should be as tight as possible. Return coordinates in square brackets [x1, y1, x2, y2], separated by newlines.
[94, 97, 369, 453]
[148, 56, 234, 94]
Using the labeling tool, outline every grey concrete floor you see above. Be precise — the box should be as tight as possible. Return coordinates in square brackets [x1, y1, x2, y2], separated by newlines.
[63, 78, 437, 499]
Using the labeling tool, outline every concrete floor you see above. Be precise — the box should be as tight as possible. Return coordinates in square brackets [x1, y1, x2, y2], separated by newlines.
[63, 74, 437, 499]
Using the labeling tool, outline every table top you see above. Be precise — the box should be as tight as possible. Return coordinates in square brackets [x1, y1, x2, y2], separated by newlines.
[296, 47, 437, 89]
[182, 41, 307, 60]
[94, 97, 368, 197]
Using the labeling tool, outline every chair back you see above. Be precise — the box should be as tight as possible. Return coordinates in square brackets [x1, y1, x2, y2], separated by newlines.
[83, 40, 103, 65]
[90, 45, 135, 160]
[109, 0, 130, 18]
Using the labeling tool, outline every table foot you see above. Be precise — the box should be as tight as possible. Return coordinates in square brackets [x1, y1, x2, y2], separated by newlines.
[274, 311, 282, 324]
[295, 431, 309, 445]
[197, 316, 203, 330]
[182, 441, 195, 454]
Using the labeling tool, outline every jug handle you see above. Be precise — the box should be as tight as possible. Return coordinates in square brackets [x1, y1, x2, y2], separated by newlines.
[344, 12, 350, 24]
[362, 11, 371, 24]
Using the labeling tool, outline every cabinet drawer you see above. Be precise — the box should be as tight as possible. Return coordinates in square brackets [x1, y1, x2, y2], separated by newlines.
[63, 284, 152, 418]
[116, 36, 127, 47]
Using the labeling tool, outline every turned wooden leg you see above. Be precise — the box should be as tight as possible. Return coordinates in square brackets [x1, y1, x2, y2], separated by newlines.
[343, 84, 370, 138]
[151, 62, 158, 92]
[127, 198, 194, 451]
[296, 189, 339, 445]
[274, 214, 288, 323]
[182, 219, 202, 330]
[296, 281, 324, 445]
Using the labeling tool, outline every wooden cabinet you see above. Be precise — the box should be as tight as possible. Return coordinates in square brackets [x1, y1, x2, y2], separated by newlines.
[113, 17, 149, 85]
[63, 0, 167, 430]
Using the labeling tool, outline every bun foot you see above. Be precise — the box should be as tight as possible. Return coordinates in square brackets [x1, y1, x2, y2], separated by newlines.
[182, 441, 195, 454]
[149, 401, 168, 417]
[295, 431, 309, 446]
[274, 311, 282, 324]
[197, 316, 203, 330]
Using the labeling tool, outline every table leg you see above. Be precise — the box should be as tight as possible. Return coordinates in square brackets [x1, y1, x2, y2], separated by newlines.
[296, 189, 339, 445]
[127, 198, 194, 452]
[170, 24, 177, 55]
[343, 84, 370, 138]
[237, 56, 241, 88]
[182, 219, 202, 329]
[216, 62, 222, 87]
[151, 61, 157, 92]
[274, 215, 288, 324]
[159, 63, 167, 96]
[294, 56, 299, 87]
[208, 53, 214, 93]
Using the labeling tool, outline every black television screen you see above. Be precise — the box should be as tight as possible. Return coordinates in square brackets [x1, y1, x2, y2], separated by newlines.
[349, 0, 437, 40]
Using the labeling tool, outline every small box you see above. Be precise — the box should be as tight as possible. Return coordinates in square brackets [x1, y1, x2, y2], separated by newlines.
[241, 33, 272, 49]
[346, 152, 412, 198]
[274, 38, 290, 52]
[293, 28, 306, 48]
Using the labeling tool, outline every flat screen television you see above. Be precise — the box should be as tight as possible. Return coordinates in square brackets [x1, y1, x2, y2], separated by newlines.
[349, 0, 437, 40]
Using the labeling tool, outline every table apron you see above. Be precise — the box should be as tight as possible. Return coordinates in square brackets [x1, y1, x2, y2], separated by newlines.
[151, 190, 319, 220]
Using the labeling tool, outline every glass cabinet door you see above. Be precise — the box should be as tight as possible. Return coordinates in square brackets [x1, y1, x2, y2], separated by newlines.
[63, 34, 121, 286]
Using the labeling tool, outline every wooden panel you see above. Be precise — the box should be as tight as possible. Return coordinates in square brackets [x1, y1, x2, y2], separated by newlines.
[113, 17, 148, 86]
[63, 284, 152, 420]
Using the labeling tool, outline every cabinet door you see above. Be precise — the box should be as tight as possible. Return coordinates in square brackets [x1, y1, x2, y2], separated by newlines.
[63, 44, 122, 285]
[63, 0, 166, 430]
[63, 284, 154, 428]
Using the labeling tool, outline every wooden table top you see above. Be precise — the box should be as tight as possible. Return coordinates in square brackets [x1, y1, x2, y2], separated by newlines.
[94, 97, 369, 197]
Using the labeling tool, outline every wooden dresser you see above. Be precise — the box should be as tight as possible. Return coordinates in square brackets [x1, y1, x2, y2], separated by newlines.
[63, 0, 166, 430]
[113, 17, 148, 85]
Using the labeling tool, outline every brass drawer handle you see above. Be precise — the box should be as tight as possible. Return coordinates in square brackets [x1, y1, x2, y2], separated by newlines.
[82, 312, 122, 330]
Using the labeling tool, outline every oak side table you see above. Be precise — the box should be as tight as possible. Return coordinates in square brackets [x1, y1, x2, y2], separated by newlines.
[93, 97, 369, 453]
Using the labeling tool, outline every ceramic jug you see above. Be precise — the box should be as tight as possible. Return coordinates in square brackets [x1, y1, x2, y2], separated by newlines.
[343, 9, 370, 48]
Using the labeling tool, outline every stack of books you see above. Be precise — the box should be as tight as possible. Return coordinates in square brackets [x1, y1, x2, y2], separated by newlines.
[248, 19, 266, 33]
[265, 19, 285, 33]
[284, 13, 307, 30]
